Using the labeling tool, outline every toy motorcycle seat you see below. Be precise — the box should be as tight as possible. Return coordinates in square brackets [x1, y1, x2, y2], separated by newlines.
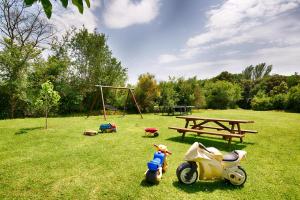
[222, 151, 239, 162]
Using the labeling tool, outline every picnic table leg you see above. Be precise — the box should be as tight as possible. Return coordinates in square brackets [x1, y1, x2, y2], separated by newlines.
[184, 120, 190, 128]
[182, 132, 186, 140]
[228, 123, 234, 146]
[181, 120, 190, 140]
[228, 137, 232, 146]
[237, 123, 243, 143]
[226, 122, 235, 143]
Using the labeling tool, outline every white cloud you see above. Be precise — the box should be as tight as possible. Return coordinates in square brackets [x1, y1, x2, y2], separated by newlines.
[162, 45, 300, 80]
[187, 0, 300, 47]
[158, 54, 179, 64]
[50, 0, 101, 34]
[103, 0, 161, 29]
[158, 0, 300, 67]
[158, 47, 201, 64]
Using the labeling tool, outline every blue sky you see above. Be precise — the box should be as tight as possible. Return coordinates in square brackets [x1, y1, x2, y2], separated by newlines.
[51, 0, 300, 84]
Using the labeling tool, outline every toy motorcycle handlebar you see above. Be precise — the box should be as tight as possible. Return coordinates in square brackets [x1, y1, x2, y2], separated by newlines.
[153, 144, 172, 155]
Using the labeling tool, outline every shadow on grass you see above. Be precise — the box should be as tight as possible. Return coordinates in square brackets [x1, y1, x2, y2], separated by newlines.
[140, 179, 159, 187]
[172, 180, 243, 193]
[166, 135, 254, 151]
[142, 135, 159, 139]
[15, 127, 43, 135]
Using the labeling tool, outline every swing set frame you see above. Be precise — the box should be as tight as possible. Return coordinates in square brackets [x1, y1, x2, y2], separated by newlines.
[88, 85, 143, 120]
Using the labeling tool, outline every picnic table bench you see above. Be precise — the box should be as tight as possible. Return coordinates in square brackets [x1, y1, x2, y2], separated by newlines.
[168, 116, 257, 146]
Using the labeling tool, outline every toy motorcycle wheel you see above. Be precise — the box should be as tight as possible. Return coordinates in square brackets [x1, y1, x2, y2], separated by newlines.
[228, 166, 247, 186]
[146, 170, 160, 184]
[154, 132, 159, 137]
[176, 162, 198, 185]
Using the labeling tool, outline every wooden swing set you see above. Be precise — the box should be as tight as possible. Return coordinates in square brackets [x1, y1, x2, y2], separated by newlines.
[88, 85, 143, 120]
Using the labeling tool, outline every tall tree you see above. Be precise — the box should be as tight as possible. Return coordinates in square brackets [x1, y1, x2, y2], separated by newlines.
[242, 63, 272, 80]
[253, 63, 272, 80]
[159, 79, 178, 109]
[135, 73, 160, 112]
[0, 0, 53, 118]
[67, 27, 127, 111]
[242, 65, 253, 80]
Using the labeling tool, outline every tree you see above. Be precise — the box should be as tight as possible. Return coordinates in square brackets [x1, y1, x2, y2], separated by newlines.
[238, 79, 254, 109]
[204, 81, 242, 109]
[251, 75, 288, 96]
[270, 94, 287, 110]
[174, 77, 203, 106]
[0, 42, 41, 117]
[242, 65, 254, 80]
[159, 80, 178, 109]
[286, 84, 300, 112]
[212, 71, 242, 83]
[0, 0, 53, 118]
[242, 63, 272, 80]
[270, 81, 288, 96]
[65, 27, 127, 111]
[135, 73, 160, 112]
[286, 72, 300, 88]
[35, 81, 60, 129]
[251, 90, 272, 111]
[24, 0, 90, 18]
[193, 84, 206, 108]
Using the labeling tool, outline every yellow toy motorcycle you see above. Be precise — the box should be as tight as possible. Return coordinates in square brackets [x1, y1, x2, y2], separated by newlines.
[176, 142, 247, 186]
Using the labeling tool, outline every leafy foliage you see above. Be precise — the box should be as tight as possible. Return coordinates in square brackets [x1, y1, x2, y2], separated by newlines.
[251, 91, 272, 111]
[204, 81, 242, 109]
[158, 80, 178, 109]
[35, 81, 60, 128]
[242, 63, 272, 80]
[135, 73, 160, 112]
[24, 0, 90, 18]
[270, 94, 287, 110]
[286, 84, 300, 112]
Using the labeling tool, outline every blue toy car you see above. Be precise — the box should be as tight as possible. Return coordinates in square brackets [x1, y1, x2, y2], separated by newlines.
[99, 123, 117, 133]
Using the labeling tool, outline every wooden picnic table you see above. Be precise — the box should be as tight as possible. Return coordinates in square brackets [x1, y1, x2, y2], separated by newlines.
[169, 115, 257, 146]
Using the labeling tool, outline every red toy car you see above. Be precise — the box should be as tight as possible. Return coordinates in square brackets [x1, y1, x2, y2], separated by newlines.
[145, 128, 159, 137]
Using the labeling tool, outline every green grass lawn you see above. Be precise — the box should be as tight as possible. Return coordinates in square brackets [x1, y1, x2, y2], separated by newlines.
[0, 110, 299, 200]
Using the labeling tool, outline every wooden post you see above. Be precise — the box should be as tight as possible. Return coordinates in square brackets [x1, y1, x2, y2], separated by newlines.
[129, 89, 143, 119]
[100, 86, 107, 121]
[237, 123, 243, 143]
[181, 120, 190, 140]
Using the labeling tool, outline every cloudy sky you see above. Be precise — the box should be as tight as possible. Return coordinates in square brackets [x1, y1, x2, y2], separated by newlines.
[50, 0, 300, 84]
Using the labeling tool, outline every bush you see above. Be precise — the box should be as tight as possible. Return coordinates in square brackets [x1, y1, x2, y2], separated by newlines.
[270, 94, 287, 110]
[204, 81, 242, 109]
[251, 91, 272, 110]
[286, 84, 300, 112]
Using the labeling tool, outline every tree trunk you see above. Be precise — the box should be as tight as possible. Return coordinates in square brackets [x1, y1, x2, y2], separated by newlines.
[10, 95, 16, 119]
